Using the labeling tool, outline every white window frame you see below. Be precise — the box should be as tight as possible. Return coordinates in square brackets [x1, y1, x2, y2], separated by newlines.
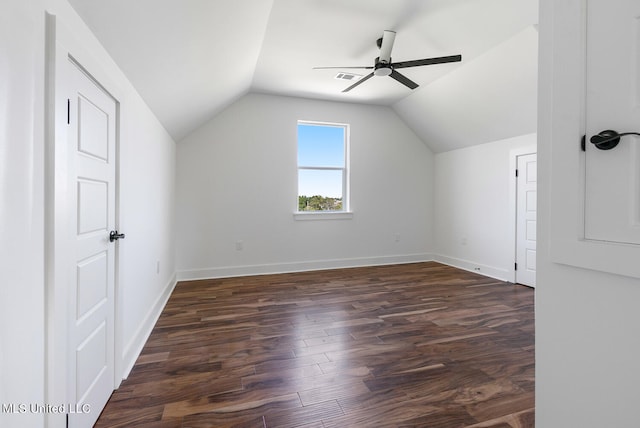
[294, 120, 352, 220]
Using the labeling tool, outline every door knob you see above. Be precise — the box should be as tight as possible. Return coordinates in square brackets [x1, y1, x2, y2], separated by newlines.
[109, 230, 125, 242]
[590, 130, 640, 150]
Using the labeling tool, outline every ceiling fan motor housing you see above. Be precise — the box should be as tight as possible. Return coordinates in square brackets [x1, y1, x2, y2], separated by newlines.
[373, 57, 392, 76]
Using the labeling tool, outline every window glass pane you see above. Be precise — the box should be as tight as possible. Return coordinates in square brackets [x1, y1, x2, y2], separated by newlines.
[298, 169, 343, 211]
[298, 124, 345, 167]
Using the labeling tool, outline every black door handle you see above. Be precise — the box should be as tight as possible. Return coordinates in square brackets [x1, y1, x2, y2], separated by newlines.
[590, 130, 640, 150]
[109, 230, 125, 242]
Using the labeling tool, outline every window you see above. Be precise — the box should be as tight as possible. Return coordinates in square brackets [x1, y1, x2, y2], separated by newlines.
[296, 121, 350, 216]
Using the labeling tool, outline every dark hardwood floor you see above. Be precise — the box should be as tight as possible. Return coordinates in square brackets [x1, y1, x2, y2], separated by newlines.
[95, 262, 534, 427]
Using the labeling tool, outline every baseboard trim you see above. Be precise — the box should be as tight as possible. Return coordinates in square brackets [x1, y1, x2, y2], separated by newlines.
[120, 273, 177, 379]
[176, 254, 434, 281]
[433, 254, 510, 282]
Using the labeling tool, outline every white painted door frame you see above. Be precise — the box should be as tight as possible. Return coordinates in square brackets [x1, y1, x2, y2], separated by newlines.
[508, 146, 537, 284]
[44, 13, 124, 427]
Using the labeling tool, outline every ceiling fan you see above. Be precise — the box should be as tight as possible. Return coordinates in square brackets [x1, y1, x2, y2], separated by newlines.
[314, 30, 462, 93]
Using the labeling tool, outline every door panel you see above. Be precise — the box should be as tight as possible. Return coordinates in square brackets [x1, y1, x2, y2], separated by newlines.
[77, 179, 108, 234]
[516, 153, 537, 287]
[584, 0, 640, 245]
[68, 60, 116, 428]
[78, 96, 109, 161]
[76, 252, 108, 319]
[76, 321, 108, 399]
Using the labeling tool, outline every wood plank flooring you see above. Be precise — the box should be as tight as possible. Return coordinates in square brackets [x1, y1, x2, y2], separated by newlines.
[95, 262, 534, 427]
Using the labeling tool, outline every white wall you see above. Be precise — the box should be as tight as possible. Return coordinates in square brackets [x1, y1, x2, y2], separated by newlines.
[0, 1, 177, 426]
[433, 133, 536, 280]
[536, 1, 640, 426]
[176, 93, 434, 279]
[118, 89, 176, 371]
[0, 1, 46, 427]
[536, 264, 640, 426]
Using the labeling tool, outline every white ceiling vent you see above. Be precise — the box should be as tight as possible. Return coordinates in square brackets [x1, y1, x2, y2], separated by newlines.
[334, 72, 362, 81]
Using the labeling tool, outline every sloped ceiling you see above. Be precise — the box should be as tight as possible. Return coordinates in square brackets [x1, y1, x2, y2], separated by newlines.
[66, 0, 538, 152]
[395, 26, 539, 152]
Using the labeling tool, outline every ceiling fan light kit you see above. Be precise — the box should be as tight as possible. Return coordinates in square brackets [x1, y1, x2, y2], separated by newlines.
[314, 29, 462, 93]
[373, 59, 393, 76]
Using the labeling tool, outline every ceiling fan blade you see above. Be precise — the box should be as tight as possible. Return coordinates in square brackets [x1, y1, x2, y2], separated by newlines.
[392, 54, 462, 69]
[389, 70, 418, 90]
[378, 30, 396, 63]
[342, 72, 374, 92]
[313, 66, 374, 70]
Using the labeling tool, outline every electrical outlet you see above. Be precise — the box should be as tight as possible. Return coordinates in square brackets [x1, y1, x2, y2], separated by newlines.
[394, 233, 401, 242]
[235, 240, 243, 251]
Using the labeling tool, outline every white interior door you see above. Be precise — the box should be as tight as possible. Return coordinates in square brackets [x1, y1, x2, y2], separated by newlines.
[584, 0, 640, 245]
[516, 153, 537, 287]
[67, 60, 117, 428]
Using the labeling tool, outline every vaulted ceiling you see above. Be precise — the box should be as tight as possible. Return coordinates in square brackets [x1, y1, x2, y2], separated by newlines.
[67, 0, 538, 152]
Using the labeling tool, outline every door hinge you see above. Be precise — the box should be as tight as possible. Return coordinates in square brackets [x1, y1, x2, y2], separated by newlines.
[515, 169, 519, 177]
[514, 262, 518, 271]
[66, 413, 69, 428]
[581, 134, 586, 151]
[67, 99, 70, 125]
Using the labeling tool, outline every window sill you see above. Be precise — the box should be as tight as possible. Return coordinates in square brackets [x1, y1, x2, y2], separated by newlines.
[293, 211, 354, 221]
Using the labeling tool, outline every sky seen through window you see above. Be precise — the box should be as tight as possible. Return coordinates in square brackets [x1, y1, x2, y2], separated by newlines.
[297, 123, 345, 198]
